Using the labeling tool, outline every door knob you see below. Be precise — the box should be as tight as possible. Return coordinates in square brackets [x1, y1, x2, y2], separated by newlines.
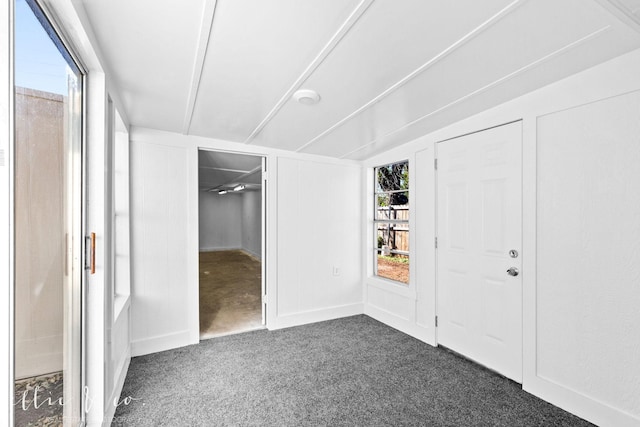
[507, 267, 519, 277]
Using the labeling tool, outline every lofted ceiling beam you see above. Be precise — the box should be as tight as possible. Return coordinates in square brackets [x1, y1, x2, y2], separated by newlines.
[339, 25, 611, 160]
[183, 0, 218, 134]
[296, 0, 526, 155]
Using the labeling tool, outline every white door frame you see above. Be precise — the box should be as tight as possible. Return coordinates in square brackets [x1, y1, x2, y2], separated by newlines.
[196, 148, 268, 335]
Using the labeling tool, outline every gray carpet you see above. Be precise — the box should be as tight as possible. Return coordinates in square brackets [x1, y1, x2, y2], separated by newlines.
[113, 315, 592, 426]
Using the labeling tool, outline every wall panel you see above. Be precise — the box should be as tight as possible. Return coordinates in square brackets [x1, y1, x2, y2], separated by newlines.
[130, 140, 193, 354]
[275, 157, 362, 327]
[363, 146, 436, 345]
[536, 91, 640, 420]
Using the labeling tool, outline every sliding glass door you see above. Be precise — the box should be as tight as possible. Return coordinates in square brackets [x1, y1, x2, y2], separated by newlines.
[14, 0, 84, 425]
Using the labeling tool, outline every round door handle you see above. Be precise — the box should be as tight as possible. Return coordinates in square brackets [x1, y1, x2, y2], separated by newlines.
[507, 267, 519, 277]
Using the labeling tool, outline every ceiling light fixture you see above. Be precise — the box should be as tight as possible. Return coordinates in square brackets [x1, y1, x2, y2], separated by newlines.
[293, 89, 320, 105]
[233, 185, 245, 192]
[218, 190, 227, 195]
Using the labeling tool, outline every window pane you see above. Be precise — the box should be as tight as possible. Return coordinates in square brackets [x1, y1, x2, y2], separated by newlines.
[376, 251, 409, 284]
[375, 191, 409, 221]
[15, 0, 83, 424]
[375, 161, 409, 193]
[375, 194, 390, 219]
[373, 160, 409, 284]
[376, 223, 409, 254]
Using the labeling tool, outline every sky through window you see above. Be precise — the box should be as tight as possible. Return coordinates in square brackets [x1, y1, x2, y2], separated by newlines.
[15, 0, 69, 95]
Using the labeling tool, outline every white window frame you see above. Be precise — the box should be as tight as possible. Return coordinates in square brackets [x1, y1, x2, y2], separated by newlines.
[373, 160, 410, 285]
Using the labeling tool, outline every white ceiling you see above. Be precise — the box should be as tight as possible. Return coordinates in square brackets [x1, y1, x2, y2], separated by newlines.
[198, 150, 262, 192]
[78, 0, 640, 160]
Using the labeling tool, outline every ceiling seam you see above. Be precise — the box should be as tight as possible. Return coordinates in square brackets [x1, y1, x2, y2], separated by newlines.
[338, 25, 612, 160]
[243, 0, 376, 145]
[182, 0, 218, 135]
[593, 0, 640, 34]
[295, 0, 526, 155]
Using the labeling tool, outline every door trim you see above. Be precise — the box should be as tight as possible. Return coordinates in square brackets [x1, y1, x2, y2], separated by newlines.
[195, 148, 268, 337]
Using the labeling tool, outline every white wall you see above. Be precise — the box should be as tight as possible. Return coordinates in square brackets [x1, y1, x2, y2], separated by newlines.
[275, 157, 362, 329]
[199, 184, 261, 258]
[129, 128, 363, 354]
[241, 190, 262, 259]
[198, 186, 262, 258]
[535, 91, 640, 422]
[199, 191, 243, 251]
[364, 48, 640, 426]
[130, 138, 198, 356]
[362, 146, 437, 346]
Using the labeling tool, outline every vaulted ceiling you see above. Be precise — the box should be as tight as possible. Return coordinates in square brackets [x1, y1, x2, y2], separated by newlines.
[77, 0, 640, 160]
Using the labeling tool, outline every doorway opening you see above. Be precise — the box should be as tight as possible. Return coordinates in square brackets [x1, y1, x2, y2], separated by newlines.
[13, 0, 84, 425]
[198, 150, 265, 339]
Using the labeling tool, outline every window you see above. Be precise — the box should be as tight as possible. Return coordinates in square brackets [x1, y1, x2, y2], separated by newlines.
[374, 161, 409, 284]
[112, 104, 131, 317]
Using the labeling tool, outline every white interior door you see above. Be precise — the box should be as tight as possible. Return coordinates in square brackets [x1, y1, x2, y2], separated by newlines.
[436, 121, 522, 382]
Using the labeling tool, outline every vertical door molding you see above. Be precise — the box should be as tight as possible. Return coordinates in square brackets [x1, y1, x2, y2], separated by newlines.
[84, 71, 108, 426]
[521, 115, 538, 390]
[414, 146, 437, 345]
[187, 143, 200, 344]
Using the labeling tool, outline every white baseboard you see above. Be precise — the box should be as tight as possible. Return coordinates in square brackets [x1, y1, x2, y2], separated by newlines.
[131, 330, 196, 357]
[199, 246, 262, 260]
[524, 377, 640, 427]
[199, 246, 241, 252]
[271, 303, 364, 330]
[365, 304, 436, 346]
